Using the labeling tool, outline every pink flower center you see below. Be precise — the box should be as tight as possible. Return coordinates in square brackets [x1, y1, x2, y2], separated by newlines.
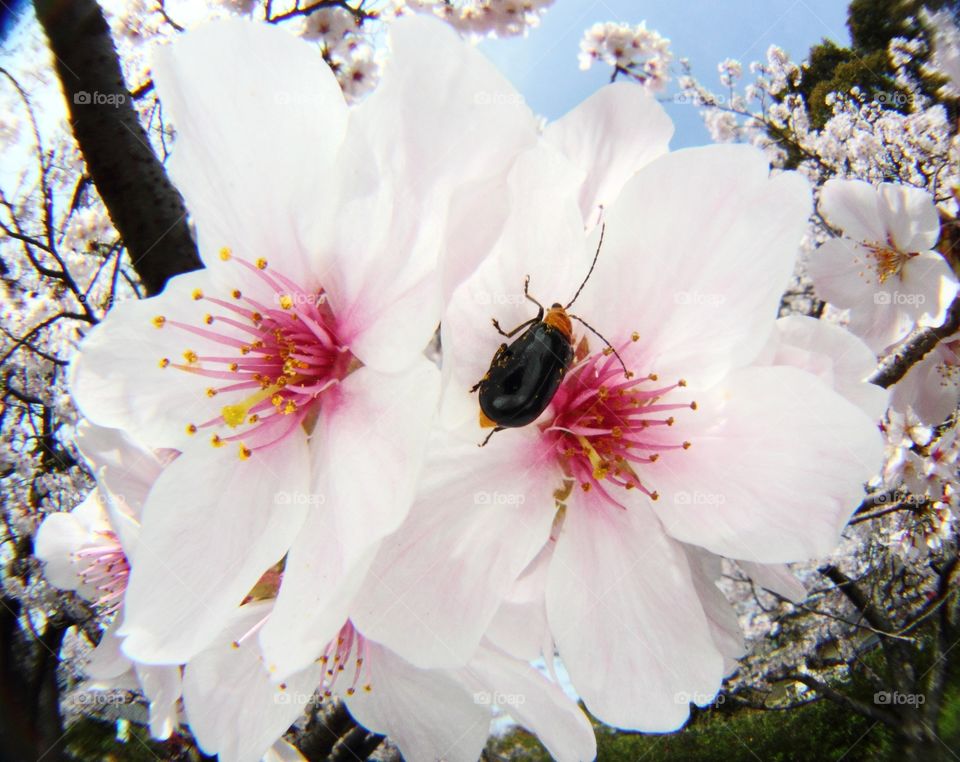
[318, 621, 372, 698]
[154, 251, 356, 460]
[75, 531, 129, 614]
[543, 334, 695, 507]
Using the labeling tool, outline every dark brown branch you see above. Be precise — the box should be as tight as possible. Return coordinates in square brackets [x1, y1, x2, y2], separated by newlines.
[871, 293, 960, 388]
[33, 0, 201, 296]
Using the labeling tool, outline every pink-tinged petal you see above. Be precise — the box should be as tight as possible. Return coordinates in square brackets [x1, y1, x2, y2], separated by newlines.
[75, 424, 161, 550]
[439, 143, 587, 430]
[738, 561, 807, 604]
[806, 238, 877, 308]
[891, 339, 960, 425]
[152, 19, 347, 283]
[682, 545, 744, 670]
[351, 429, 557, 669]
[182, 601, 323, 762]
[342, 640, 490, 762]
[877, 182, 941, 252]
[260, 361, 439, 678]
[762, 315, 889, 422]
[69, 269, 231, 450]
[119, 437, 310, 664]
[902, 250, 960, 328]
[578, 144, 812, 390]
[543, 81, 673, 224]
[546, 490, 724, 731]
[846, 299, 918, 353]
[457, 642, 597, 762]
[818, 178, 887, 243]
[486, 542, 553, 662]
[135, 663, 183, 740]
[85, 616, 133, 682]
[34, 512, 91, 593]
[653, 365, 883, 563]
[321, 16, 537, 374]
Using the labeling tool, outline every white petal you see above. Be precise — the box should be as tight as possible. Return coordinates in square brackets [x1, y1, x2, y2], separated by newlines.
[262, 740, 307, 762]
[877, 182, 941, 252]
[544, 81, 673, 223]
[652, 365, 883, 562]
[682, 545, 744, 665]
[182, 601, 323, 762]
[119, 437, 310, 663]
[342, 640, 490, 762]
[485, 543, 553, 662]
[458, 642, 596, 762]
[902, 250, 960, 328]
[818, 178, 887, 243]
[351, 429, 557, 669]
[764, 315, 889, 421]
[806, 238, 877, 308]
[578, 144, 812, 390]
[891, 339, 960, 425]
[69, 269, 231, 450]
[135, 663, 183, 740]
[738, 561, 807, 603]
[546, 490, 724, 731]
[321, 16, 537, 373]
[85, 616, 133, 682]
[153, 19, 347, 282]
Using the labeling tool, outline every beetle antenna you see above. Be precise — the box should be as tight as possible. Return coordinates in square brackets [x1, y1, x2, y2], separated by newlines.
[566, 222, 605, 310]
[570, 313, 630, 378]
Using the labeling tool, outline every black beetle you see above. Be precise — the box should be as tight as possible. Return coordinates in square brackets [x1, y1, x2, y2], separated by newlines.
[471, 225, 626, 445]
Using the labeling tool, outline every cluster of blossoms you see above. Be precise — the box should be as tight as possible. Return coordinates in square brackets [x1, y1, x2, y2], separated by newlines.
[400, 0, 554, 38]
[24, 11, 902, 760]
[578, 21, 672, 92]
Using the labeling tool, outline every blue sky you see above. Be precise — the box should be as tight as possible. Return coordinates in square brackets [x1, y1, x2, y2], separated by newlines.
[479, 0, 852, 148]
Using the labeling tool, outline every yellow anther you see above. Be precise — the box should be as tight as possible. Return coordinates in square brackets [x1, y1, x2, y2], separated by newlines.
[239, 444, 252, 460]
[232, 288, 242, 299]
[206, 388, 218, 398]
[211, 434, 224, 448]
[229, 362, 239, 372]
[648, 373, 658, 381]
[649, 453, 659, 462]
[363, 684, 372, 692]
[346, 688, 355, 696]
[666, 417, 675, 426]
[650, 491, 660, 501]
[192, 288, 204, 300]
[631, 331, 640, 341]
[678, 378, 687, 387]
[256, 258, 268, 270]
[581, 482, 591, 492]
[251, 312, 263, 323]
[186, 423, 197, 435]
[204, 314, 214, 325]
[283, 401, 297, 415]
[158, 357, 170, 368]
[152, 315, 166, 328]
[682, 441, 691, 449]
[219, 247, 232, 261]
[279, 294, 293, 310]
[183, 350, 198, 364]
[690, 401, 698, 410]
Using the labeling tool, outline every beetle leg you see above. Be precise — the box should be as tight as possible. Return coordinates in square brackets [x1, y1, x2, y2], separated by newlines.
[523, 275, 546, 316]
[478, 426, 504, 448]
[492, 316, 537, 338]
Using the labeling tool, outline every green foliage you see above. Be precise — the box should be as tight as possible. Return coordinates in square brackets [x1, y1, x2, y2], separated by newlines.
[64, 717, 203, 761]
